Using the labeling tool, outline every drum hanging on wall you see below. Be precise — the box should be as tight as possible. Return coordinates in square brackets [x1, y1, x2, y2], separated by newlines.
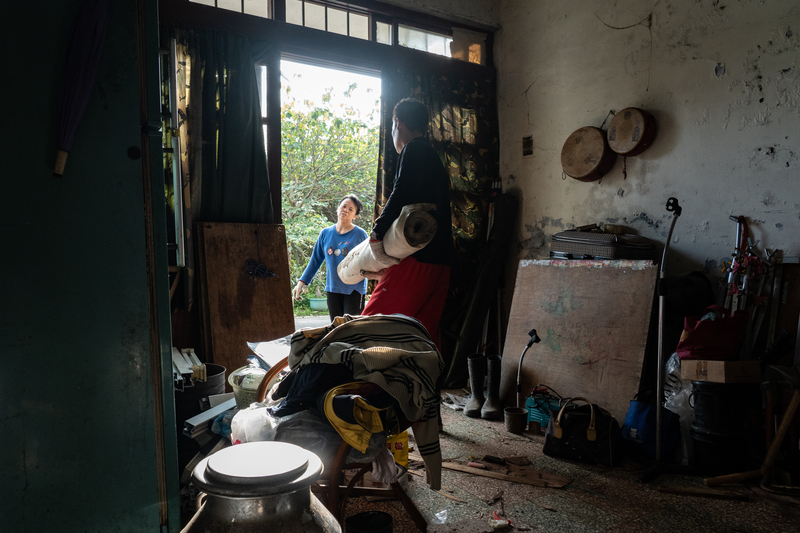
[560, 126, 617, 182]
[607, 108, 656, 156]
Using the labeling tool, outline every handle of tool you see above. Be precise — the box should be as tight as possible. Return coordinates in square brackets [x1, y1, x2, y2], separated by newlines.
[761, 388, 800, 484]
[704, 469, 760, 487]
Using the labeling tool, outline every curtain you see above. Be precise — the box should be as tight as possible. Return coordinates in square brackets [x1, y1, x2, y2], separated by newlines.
[169, 27, 275, 309]
[376, 59, 500, 368]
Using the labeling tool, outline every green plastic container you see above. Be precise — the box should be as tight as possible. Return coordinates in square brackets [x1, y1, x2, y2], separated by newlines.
[345, 511, 393, 533]
[308, 297, 328, 312]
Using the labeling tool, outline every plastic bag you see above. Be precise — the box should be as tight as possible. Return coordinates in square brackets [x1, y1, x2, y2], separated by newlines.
[211, 407, 237, 438]
[274, 410, 387, 465]
[230, 402, 282, 444]
[369, 448, 397, 485]
[663, 352, 695, 465]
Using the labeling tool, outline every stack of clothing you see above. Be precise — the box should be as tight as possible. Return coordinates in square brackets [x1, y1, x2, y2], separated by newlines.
[269, 313, 444, 489]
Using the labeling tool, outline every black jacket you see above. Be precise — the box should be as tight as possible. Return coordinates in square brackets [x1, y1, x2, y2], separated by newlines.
[372, 137, 453, 265]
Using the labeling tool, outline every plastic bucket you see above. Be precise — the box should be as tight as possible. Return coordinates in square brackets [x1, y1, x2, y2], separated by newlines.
[504, 407, 529, 433]
[345, 511, 393, 533]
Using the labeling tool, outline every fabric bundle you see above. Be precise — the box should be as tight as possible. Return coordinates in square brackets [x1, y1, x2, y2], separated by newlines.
[285, 314, 444, 489]
[337, 203, 437, 284]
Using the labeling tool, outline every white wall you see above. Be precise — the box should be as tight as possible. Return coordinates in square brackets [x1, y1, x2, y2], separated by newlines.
[495, 0, 799, 286]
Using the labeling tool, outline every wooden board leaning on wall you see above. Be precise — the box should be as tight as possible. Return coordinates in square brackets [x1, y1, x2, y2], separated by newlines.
[196, 223, 295, 389]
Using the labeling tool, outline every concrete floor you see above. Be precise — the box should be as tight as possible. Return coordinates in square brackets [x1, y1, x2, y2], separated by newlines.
[295, 314, 333, 331]
[343, 402, 800, 533]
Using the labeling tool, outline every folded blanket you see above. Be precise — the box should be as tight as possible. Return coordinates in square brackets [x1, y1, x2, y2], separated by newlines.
[337, 203, 437, 284]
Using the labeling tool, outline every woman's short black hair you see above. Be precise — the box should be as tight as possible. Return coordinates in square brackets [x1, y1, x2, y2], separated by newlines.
[341, 194, 363, 216]
[393, 98, 429, 134]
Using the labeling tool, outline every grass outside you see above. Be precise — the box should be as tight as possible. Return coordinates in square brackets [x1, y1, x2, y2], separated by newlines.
[292, 294, 372, 317]
[292, 300, 327, 317]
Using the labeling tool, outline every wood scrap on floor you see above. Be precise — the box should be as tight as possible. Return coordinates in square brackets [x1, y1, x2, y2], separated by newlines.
[436, 490, 468, 503]
[441, 460, 571, 488]
[657, 486, 751, 501]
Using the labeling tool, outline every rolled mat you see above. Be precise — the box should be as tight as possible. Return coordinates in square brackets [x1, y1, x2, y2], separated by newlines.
[338, 203, 437, 284]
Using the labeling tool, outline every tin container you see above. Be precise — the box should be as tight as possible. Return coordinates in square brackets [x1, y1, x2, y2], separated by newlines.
[183, 441, 341, 533]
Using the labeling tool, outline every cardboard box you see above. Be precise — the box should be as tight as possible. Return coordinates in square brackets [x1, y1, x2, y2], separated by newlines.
[680, 359, 761, 383]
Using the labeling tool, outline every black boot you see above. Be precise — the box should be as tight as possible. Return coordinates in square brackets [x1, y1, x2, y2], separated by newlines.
[464, 353, 486, 418]
[481, 355, 503, 420]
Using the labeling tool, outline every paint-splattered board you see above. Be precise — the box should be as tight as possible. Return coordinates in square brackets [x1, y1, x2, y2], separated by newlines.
[197, 223, 295, 387]
[499, 259, 657, 424]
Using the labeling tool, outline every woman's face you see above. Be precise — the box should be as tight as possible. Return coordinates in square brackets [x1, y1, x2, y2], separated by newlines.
[337, 198, 358, 225]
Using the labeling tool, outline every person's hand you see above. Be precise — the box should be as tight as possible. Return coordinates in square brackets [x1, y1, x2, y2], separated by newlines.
[292, 281, 308, 301]
[369, 239, 400, 267]
[360, 269, 387, 280]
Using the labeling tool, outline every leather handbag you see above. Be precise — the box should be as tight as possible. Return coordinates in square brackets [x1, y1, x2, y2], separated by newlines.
[543, 397, 624, 467]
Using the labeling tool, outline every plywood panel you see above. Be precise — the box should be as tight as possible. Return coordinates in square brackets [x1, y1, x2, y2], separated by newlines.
[499, 259, 657, 424]
[197, 223, 295, 380]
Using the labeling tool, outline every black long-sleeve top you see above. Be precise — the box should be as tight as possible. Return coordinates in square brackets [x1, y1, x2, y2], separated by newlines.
[372, 137, 453, 265]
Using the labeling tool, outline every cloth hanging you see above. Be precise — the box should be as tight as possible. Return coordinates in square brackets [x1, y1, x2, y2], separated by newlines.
[166, 27, 275, 309]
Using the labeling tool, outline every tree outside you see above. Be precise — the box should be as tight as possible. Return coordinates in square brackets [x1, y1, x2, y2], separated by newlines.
[281, 66, 380, 314]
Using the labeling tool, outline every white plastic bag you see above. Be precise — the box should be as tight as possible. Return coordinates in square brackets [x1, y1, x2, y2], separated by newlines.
[663, 352, 695, 465]
[230, 403, 280, 444]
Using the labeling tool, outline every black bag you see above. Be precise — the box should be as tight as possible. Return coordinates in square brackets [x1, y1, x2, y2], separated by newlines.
[543, 397, 624, 467]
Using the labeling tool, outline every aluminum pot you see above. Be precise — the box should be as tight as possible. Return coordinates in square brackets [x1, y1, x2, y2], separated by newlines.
[182, 441, 341, 533]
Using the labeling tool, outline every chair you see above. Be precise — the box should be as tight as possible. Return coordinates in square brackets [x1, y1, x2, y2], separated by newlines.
[255, 358, 428, 531]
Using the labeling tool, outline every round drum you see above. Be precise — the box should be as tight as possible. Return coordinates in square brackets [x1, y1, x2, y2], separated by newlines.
[560, 126, 617, 182]
[607, 108, 656, 156]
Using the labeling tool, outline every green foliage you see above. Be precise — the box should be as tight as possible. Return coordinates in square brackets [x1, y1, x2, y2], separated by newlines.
[282, 84, 379, 305]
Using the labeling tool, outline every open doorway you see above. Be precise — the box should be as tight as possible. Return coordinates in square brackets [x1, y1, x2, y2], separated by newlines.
[278, 59, 381, 327]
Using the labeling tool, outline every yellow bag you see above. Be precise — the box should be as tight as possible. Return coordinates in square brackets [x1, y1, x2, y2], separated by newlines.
[386, 431, 409, 468]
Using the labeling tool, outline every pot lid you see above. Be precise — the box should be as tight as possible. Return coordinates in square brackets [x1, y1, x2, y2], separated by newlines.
[205, 441, 310, 486]
[193, 442, 323, 497]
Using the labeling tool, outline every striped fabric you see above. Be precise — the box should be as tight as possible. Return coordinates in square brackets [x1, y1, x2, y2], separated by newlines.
[289, 314, 444, 489]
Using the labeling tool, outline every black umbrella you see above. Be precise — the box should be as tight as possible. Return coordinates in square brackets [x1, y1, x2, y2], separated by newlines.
[54, 0, 110, 177]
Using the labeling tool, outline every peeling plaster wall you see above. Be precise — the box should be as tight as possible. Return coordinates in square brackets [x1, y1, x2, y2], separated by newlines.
[496, 0, 799, 288]
[379, 0, 500, 29]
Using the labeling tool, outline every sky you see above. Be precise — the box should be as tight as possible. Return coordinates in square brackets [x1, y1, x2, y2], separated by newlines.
[280, 59, 382, 126]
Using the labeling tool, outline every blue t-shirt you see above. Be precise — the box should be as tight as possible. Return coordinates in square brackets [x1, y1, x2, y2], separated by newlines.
[300, 225, 368, 295]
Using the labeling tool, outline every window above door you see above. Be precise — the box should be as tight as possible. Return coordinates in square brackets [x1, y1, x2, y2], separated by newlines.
[187, 0, 487, 64]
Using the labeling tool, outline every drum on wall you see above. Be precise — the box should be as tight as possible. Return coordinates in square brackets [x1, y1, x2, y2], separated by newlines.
[607, 108, 656, 156]
[560, 126, 617, 182]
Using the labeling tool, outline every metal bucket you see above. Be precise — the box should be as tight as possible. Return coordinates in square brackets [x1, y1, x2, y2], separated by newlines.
[504, 407, 529, 433]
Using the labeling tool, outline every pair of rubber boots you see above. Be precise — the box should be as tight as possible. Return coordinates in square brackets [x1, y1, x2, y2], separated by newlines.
[464, 353, 503, 420]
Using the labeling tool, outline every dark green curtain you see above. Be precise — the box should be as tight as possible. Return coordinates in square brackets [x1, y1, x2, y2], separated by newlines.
[183, 29, 275, 223]
[376, 59, 500, 372]
[168, 27, 275, 310]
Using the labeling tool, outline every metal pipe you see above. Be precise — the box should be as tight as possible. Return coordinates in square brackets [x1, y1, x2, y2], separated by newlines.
[516, 329, 540, 408]
[656, 198, 682, 462]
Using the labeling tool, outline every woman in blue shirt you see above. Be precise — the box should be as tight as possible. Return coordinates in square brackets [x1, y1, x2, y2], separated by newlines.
[292, 195, 369, 321]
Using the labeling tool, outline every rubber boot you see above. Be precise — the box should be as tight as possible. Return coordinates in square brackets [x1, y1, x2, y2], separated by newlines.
[481, 355, 503, 420]
[463, 353, 486, 418]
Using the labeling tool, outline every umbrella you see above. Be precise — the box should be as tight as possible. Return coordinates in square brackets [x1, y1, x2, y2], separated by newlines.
[54, 0, 110, 177]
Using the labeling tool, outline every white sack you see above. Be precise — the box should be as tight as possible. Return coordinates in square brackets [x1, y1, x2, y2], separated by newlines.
[337, 203, 437, 284]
